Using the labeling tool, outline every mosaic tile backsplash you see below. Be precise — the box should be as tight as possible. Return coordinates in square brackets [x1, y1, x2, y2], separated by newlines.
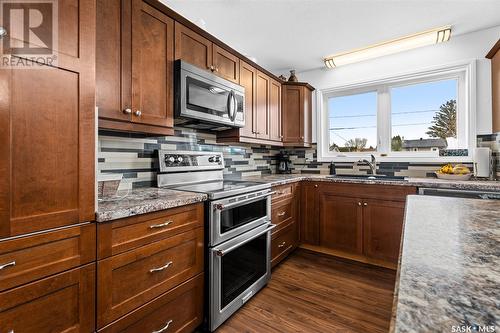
[98, 128, 498, 190]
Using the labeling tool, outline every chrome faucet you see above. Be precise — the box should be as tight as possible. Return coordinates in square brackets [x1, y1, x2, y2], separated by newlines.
[358, 154, 377, 175]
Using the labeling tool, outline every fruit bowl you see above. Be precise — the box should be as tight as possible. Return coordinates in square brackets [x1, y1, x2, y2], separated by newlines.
[435, 172, 472, 180]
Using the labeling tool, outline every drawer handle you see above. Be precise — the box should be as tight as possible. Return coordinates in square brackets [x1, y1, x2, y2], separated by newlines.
[277, 211, 286, 217]
[149, 221, 173, 229]
[149, 261, 173, 273]
[0, 261, 15, 270]
[278, 241, 286, 248]
[276, 191, 284, 195]
[152, 319, 173, 333]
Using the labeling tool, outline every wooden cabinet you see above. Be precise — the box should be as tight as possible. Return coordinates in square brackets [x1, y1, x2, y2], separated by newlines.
[300, 182, 321, 245]
[99, 273, 204, 333]
[319, 193, 363, 255]
[0, 223, 95, 292]
[282, 82, 315, 147]
[175, 23, 239, 83]
[0, 264, 96, 333]
[271, 183, 299, 267]
[218, 66, 282, 146]
[97, 0, 174, 135]
[0, 0, 95, 238]
[487, 39, 500, 132]
[300, 183, 416, 268]
[362, 199, 405, 263]
[96, 203, 204, 328]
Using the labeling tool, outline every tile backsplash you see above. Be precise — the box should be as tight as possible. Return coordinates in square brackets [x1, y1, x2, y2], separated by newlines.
[98, 128, 498, 190]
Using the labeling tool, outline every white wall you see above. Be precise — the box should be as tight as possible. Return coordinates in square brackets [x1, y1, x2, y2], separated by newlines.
[297, 25, 500, 141]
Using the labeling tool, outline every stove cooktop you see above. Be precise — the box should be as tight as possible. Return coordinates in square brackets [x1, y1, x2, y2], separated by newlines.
[172, 179, 271, 200]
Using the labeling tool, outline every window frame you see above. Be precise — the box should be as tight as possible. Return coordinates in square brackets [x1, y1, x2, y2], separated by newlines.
[317, 60, 476, 162]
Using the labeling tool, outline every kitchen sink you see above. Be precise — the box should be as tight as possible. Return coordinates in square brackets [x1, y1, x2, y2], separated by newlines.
[328, 174, 407, 181]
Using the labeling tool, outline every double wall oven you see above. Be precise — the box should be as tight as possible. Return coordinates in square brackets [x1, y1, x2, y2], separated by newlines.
[157, 151, 273, 331]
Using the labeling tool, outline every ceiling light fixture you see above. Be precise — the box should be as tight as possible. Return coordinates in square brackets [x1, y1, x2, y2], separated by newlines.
[323, 26, 452, 69]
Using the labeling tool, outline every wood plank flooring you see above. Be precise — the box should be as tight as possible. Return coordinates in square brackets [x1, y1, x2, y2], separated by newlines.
[216, 249, 397, 333]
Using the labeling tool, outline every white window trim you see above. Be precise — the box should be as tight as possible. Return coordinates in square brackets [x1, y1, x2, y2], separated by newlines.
[316, 60, 477, 163]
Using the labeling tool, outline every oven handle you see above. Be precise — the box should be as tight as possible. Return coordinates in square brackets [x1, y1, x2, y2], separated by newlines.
[214, 191, 275, 211]
[212, 224, 276, 257]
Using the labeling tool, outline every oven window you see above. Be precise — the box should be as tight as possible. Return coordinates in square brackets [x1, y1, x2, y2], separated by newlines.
[221, 232, 267, 308]
[220, 199, 267, 233]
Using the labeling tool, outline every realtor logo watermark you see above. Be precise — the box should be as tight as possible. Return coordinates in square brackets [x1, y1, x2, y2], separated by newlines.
[0, 0, 58, 68]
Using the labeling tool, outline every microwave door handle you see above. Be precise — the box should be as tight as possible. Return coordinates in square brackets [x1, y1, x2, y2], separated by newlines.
[231, 94, 238, 121]
[226, 90, 234, 120]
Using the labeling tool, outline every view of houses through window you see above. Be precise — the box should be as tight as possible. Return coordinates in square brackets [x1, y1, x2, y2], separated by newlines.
[328, 78, 459, 155]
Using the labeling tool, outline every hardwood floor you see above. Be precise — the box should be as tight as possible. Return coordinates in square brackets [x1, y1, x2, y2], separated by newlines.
[217, 249, 397, 333]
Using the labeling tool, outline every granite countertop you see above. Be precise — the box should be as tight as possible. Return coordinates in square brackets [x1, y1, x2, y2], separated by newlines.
[390, 195, 500, 332]
[96, 187, 207, 222]
[241, 174, 500, 191]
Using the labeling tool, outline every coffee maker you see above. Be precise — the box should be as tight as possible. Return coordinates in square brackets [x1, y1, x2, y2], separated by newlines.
[276, 151, 292, 174]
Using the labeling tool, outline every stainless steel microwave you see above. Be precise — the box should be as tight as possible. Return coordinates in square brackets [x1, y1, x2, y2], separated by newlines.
[174, 60, 245, 130]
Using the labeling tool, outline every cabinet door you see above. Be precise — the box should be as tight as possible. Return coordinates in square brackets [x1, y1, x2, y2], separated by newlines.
[303, 87, 312, 145]
[300, 183, 320, 245]
[131, 0, 174, 128]
[363, 199, 405, 263]
[282, 85, 303, 143]
[239, 61, 257, 137]
[96, 0, 132, 121]
[213, 44, 239, 83]
[0, 264, 95, 333]
[0, 0, 95, 238]
[255, 71, 270, 139]
[319, 192, 363, 254]
[269, 79, 282, 142]
[174, 22, 213, 71]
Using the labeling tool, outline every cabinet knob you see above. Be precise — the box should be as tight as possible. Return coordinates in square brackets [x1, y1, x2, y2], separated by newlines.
[358, 202, 362, 206]
[134, 110, 142, 117]
[279, 135, 283, 139]
[215, 67, 219, 72]
[363, 202, 368, 206]
[314, 184, 318, 188]
[209, 65, 215, 71]
[300, 136, 304, 140]
[0, 26, 7, 38]
[123, 108, 132, 114]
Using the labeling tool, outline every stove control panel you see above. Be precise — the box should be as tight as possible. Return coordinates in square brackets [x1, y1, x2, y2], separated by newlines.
[158, 150, 224, 172]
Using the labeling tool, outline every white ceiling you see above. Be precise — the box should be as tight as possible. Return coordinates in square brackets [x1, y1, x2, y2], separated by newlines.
[160, 0, 500, 74]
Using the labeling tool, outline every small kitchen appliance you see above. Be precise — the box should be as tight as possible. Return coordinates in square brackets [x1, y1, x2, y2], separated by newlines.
[276, 151, 292, 174]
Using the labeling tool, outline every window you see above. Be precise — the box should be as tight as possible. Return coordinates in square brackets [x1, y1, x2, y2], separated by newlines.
[318, 62, 475, 161]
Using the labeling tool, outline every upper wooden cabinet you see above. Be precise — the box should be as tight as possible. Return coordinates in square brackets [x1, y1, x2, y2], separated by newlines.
[96, 0, 174, 136]
[217, 64, 282, 145]
[282, 82, 315, 147]
[0, 0, 95, 238]
[175, 23, 239, 83]
[487, 39, 500, 132]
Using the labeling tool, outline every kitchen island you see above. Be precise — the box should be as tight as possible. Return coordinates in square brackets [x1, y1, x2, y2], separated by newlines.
[390, 195, 500, 332]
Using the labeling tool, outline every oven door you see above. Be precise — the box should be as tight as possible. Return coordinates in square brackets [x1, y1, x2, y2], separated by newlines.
[177, 61, 244, 128]
[209, 223, 274, 331]
[210, 189, 272, 246]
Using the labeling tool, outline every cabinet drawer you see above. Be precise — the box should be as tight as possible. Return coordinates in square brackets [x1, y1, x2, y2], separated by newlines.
[98, 227, 204, 327]
[0, 223, 95, 291]
[98, 203, 203, 258]
[0, 263, 95, 333]
[271, 198, 294, 230]
[271, 223, 297, 267]
[99, 273, 203, 333]
[272, 183, 296, 203]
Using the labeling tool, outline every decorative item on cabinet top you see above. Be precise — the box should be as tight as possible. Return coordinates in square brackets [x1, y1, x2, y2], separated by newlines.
[288, 70, 298, 82]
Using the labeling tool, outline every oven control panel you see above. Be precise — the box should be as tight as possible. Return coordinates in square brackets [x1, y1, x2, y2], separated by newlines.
[158, 150, 224, 172]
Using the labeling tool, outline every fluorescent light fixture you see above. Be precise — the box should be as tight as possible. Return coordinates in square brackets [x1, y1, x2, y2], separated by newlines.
[323, 26, 452, 69]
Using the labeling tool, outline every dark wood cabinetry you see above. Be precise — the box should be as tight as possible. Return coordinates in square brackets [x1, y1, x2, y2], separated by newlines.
[0, 0, 95, 238]
[97, 0, 174, 135]
[487, 39, 500, 132]
[255, 71, 271, 140]
[271, 183, 299, 267]
[0, 264, 96, 333]
[301, 183, 416, 268]
[300, 182, 321, 245]
[213, 44, 240, 83]
[282, 82, 315, 147]
[269, 78, 283, 142]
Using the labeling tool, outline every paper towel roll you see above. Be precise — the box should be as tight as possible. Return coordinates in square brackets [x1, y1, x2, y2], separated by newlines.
[474, 147, 491, 177]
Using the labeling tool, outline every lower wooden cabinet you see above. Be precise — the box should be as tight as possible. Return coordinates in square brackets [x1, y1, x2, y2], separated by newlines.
[301, 182, 417, 267]
[0, 263, 96, 333]
[271, 222, 298, 267]
[99, 273, 204, 333]
[97, 227, 204, 327]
